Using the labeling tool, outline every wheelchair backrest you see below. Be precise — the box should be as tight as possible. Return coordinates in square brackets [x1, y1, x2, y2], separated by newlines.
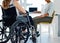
[1, 7, 17, 18]
[1, 7, 17, 27]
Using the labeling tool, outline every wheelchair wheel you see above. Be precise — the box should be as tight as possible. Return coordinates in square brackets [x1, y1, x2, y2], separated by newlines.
[0, 26, 11, 43]
[10, 20, 30, 43]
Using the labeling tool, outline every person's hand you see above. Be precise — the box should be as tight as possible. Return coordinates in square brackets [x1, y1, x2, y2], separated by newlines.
[34, 15, 44, 19]
[22, 13, 27, 16]
[38, 13, 49, 18]
[33, 11, 41, 13]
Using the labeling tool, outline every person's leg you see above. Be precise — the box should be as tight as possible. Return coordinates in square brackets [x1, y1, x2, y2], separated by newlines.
[33, 17, 52, 33]
[28, 16, 40, 37]
[28, 16, 34, 25]
[33, 17, 42, 33]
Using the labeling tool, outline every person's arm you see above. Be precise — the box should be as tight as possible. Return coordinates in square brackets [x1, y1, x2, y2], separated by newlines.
[13, 0, 26, 14]
[47, 3, 54, 17]
[37, 13, 48, 18]
[43, 13, 49, 17]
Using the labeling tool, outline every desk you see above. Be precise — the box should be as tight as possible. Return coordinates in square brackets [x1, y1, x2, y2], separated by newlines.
[29, 12, 41, 18]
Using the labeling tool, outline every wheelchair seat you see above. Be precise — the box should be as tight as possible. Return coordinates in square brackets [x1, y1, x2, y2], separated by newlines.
[1, 7, 17, 27]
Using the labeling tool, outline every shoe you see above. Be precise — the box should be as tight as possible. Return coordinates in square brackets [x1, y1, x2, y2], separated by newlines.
[36, 31, 39, 34]
[36, 31, 40, 37]
[36, 33, 40, 37]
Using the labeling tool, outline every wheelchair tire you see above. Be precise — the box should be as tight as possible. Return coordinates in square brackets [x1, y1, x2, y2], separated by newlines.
[10, 20, 30, 43]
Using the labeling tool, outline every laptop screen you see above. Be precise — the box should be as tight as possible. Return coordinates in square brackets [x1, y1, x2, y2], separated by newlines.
[29, 7, 37, 12]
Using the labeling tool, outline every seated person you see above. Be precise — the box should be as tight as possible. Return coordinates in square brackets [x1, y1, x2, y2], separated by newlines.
[32, 0, 54, 32]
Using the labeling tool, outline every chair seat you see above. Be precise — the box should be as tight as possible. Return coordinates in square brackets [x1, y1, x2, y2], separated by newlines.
[39, 11, 55, 24]
[40, 22, 51, 24]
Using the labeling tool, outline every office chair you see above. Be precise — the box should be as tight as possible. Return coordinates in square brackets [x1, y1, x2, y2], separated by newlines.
[39, 11, 55, 37]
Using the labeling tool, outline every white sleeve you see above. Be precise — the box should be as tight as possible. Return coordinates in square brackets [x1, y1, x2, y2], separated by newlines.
[48, 3, 54, 17]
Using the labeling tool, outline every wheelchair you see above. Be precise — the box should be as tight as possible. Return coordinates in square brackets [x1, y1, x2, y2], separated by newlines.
[0, 7, 17, 43]
[10, 13, 36, 43]
[0, 7, 36, 43]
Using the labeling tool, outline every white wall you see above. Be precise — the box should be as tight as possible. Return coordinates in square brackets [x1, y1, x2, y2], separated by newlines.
[53, 0, 60, 37]
[54, 0, 60, 14]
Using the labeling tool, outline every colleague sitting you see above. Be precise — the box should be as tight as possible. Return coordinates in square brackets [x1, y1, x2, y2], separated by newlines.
[32, 0, 54, 32]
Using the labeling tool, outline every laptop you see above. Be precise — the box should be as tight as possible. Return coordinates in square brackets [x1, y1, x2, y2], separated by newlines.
[29, 7, 37, 13]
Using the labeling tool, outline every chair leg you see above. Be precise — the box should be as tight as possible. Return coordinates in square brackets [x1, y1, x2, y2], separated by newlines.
[40, 24, 41, 35]
[39, 23, 41, 43]
[48, 24, 50, 38]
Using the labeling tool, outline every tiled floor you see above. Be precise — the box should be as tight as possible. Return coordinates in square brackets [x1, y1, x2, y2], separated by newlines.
[0, 23, 60, 43]
[7, 33, 60, 43]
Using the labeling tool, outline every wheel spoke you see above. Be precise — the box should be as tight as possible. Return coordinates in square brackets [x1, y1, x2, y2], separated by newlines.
[0, 39, 2, 42]
[3, 26, 7, 30]
[5, 31, 9, 33]
[4, 34, 8, 38]
[19, 37, 21, 43]
[0, 31, 2, 35]
[2, 34, 4, 40]
[0, 28, 2, 35]
[0, 27, 2, 30]
[0, 33, 2, 35]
